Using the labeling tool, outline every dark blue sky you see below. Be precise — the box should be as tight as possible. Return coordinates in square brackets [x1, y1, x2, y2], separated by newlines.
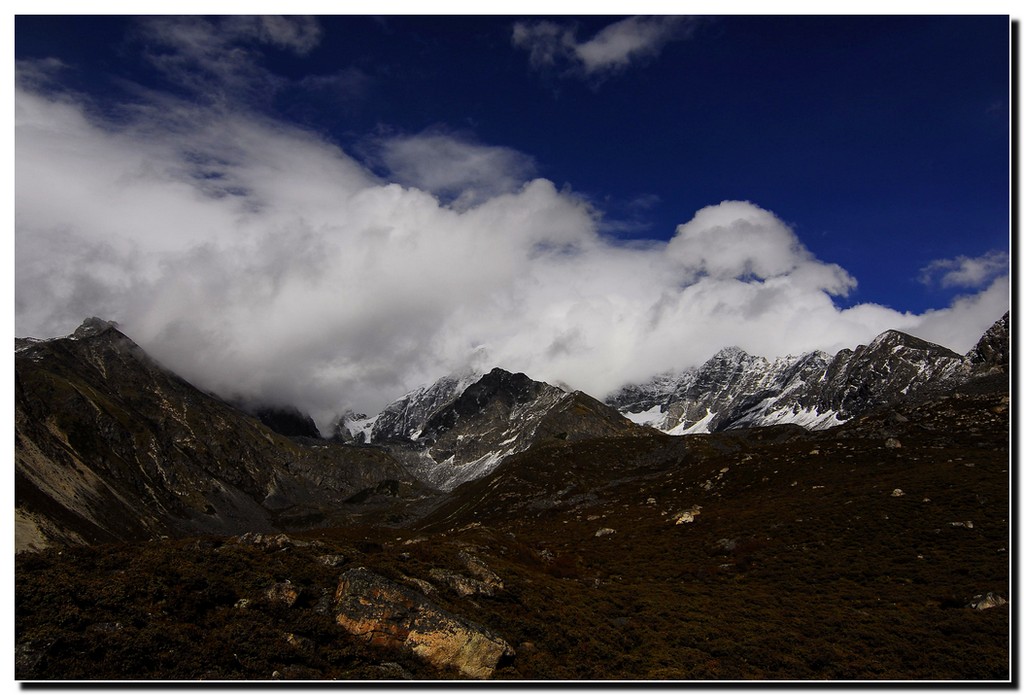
[16, 15, 1010, 315]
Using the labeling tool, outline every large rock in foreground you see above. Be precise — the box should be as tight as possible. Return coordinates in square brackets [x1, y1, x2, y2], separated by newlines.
[334, 567, 513, 679]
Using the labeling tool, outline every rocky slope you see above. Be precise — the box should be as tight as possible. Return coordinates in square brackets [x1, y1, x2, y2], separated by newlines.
[375, 368, 649, 491]
[14, 319, 425, 551]
[15, 369, 1009, 680]
[369, 370, 482, 443]
[967, 311, 1010, 374]
[608, 315, 1005, 435]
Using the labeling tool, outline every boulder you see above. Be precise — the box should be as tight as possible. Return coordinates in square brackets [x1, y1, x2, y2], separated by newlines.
[317, 553, 347, 567]
[673, 505, 702, 524]
[969, 592, 1007, 610]
[334, 567, 513, 679]
[459, 551, 504, 591]
[266, 581, 301, 607]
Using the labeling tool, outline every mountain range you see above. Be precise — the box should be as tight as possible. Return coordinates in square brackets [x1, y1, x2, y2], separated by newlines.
[15, 313, 1007, 552]
[607, 321, 1003, 434]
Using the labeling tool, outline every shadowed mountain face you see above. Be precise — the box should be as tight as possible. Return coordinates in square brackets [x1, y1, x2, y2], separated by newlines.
[13, 322, 649, 549]
[252, 406, 322, 439]
[14, 319, 424, 551]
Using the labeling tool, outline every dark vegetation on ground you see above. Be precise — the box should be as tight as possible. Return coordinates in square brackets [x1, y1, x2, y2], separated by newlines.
[16, 377, 1010, 680]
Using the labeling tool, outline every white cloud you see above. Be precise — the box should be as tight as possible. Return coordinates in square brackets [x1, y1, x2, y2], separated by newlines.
[575, 16, 693, 74]
[512, 16, 694, 79]
[367, 131, 538, 209]
[14, 27, 1009, 431]
[909, 275, 1010, 353]
[919, 250, 1009, 289]
[249, 16, 322, 55]
[134, 16, 323, 105]
[665, 200, 854, 288]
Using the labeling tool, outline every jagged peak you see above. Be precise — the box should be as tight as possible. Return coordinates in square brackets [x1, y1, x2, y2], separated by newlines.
[865, 329, 960, 357]
[463, 367, 553, 401]
[783, 349, 834, 369]
[480, 366, 525, 381]
[701, 345, 769, 372]
[71, 317, 121, 340]
[711, 345, 750, 360]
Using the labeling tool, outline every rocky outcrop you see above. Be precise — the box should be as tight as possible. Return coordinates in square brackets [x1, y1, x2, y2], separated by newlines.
[966, 311, 1009, 374]
[969, 592, 1008, 611]
[333, 567, 513, 679]
[428, 569, 497, 597]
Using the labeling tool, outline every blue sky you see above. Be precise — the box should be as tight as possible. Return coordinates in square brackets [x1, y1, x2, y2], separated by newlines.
[14, 15, 1011, 422]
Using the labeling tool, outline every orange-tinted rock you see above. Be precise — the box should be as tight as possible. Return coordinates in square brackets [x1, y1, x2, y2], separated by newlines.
[334, 567, 513, 679]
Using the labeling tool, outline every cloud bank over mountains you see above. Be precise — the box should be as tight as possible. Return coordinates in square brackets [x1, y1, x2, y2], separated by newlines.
[14, 17, 1009, 429]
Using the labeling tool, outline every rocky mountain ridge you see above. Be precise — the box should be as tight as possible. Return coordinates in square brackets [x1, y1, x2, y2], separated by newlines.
[607, 314, 1007, 435]
[372, 367, 648, 492]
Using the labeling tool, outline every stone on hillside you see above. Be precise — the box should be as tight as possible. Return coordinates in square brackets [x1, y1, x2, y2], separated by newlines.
[885, 438, 902, 449]
[236, 532, 308, 551]
[317, 553, 347, 567]
[334, 567, 514, 679]
[266, 581, 301, 607]
[595, 528, 616, 537]
[459, 551, 504, 591]
[891, 489, 905, 497]
[969, 592, 1007, 610]
[284, 632, 314, 651]
[673, 506, 702, 524]
[429, 568, 496, 597]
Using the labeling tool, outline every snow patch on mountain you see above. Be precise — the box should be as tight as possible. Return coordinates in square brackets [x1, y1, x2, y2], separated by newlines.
[622, 405, 667, 428]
